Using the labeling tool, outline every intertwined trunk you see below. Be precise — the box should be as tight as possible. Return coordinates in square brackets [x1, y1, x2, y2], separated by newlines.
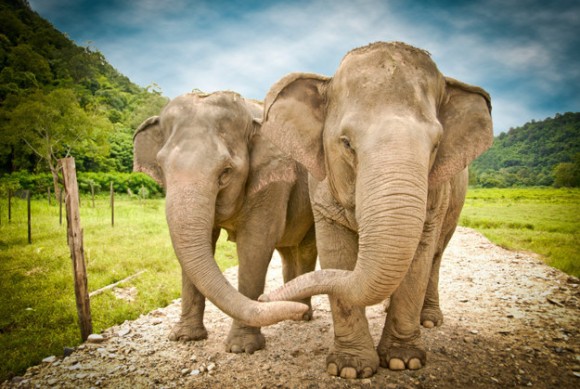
[262, 151, 429, 307]
[165, 183, 309, 327]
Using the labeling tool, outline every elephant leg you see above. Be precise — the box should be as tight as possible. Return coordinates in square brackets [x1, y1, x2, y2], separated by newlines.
[422, 173, 467, 328]
[225, 245, 272, 354]
[169, 228, 220, 341]
[420, 235, 448, 328]
[378, 185, 450, 370]
[318, 217, 378, 379]
[278, 225, 318, 320]
[225, 187, 290, 354]
[168, 269, 208, 341]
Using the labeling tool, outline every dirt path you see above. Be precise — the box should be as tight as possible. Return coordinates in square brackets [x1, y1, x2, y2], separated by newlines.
[3, 227, 579, 388]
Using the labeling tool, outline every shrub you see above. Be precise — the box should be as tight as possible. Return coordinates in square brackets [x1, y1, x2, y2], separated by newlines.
[0, 171, 163, 197]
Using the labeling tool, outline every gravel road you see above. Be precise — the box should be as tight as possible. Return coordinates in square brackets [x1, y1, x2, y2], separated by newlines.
[3, 227, 579, 388]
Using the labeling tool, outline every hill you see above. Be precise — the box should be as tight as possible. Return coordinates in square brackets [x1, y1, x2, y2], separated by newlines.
[0, 0, 168, 176]
[471, 112, 580, 187]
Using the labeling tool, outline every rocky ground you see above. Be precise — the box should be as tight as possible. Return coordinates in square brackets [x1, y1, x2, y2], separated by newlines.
[3, 227, 579, 388]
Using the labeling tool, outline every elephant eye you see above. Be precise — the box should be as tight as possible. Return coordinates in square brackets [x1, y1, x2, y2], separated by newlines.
[219, 167, 233, 187]
[340, 136, 354, 153]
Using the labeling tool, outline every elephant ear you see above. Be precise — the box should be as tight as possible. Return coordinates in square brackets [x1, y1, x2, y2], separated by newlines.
[246, 124, 298, 197]
[133, 116, 165, 187]
[429, 77, 493, 187]
[261, 72, 329, 181]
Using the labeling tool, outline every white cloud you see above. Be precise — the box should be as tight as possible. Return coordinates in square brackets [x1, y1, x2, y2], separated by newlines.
[31, 0, 578, 134]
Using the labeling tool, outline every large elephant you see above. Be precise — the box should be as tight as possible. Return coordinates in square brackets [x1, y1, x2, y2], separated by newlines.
[133, 91, 316, 353]
[258, 42, 493, 378]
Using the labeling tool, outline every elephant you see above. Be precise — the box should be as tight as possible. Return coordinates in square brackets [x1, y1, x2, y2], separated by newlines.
[133, 90, 317, 354]
[258, 42, 493, 378]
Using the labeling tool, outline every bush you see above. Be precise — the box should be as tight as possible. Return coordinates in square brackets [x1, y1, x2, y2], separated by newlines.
[0, 171, 163, 197]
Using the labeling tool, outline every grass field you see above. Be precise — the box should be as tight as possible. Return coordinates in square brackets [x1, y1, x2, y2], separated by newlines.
[460, 187, 580, 277]
[0, 187, 578, 382]
[0, 194, 236, 382]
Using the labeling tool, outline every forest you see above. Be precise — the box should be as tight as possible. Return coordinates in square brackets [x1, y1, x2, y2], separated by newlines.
[471, 112, 580, 188]
[0, 0, 579, 192]
[0, 0, 167, 196]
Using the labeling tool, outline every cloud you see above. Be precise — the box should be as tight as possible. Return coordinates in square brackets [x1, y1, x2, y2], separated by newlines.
[29, 0, 580, 134]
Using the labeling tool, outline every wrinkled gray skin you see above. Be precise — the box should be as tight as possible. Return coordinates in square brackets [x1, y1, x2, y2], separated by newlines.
[133, 91, 316, 354]
[258, 42, 493, 378]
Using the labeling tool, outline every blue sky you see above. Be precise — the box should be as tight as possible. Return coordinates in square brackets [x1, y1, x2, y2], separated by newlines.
[28, 0, 580, 134]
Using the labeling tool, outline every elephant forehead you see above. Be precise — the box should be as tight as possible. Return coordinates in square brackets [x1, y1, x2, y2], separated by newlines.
[331, 42, 443, 111]
[163, 99, 251, 142]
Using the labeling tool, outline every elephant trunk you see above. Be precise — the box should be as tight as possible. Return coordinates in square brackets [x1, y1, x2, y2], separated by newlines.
[261, 150, 428, 307]
[165, 183, 309, 327]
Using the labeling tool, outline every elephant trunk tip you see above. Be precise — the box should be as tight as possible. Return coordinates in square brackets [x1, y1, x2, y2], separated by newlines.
[248, 301, 311, 327]
[258, 269, 352, 303]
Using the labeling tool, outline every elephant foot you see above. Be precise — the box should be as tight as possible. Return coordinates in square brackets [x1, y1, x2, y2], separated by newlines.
[420, 306, 444, 328]
[326, 349, 379, 379]
[378, 337, 426, 371]
[168, 321, 208, 342]
[225, 325, 265, 354]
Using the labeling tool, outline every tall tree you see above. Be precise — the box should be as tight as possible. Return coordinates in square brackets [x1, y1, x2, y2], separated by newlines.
[7, 88, 113, 196]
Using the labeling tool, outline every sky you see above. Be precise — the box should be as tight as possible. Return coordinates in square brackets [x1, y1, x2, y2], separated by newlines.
[28, 0, 580, 134]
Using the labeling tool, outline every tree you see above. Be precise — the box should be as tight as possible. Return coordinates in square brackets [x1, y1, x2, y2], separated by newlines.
[7, 88, 113, 197]
[553, 154, 580, 188]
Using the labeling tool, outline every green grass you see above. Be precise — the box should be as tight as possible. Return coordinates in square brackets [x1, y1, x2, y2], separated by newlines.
[1, 187, 578, 382]
[0, 195, 237, 382]
[460, 187, 580, 277]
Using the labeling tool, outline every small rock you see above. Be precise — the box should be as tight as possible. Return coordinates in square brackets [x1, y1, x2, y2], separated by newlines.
[10, 377, 24, 384]
[190, 369, 201, 376]
[470, 329, 479, 335]
[207, 363, 216, 372]
[190, 355, 197, 362]
[47, 378, 58, 385]
[181, 368, 191, 376]
[87, 334, 105, 343]
[63, 347, 75, 357]
[117, 328, 131, 337]
[42, 356, 57, 363]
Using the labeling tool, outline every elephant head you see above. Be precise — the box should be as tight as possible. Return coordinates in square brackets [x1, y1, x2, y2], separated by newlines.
[259, 42, 493, 306]
[133, 91, 309, 326]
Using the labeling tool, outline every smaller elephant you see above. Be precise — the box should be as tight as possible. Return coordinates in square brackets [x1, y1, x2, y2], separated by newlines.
[258, 42, 493, 378]
[133, 91, 316, 354]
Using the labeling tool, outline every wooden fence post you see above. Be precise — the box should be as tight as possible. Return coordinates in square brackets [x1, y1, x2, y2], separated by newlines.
[90, 182, 95, 208]
[60, 157, 93, 341]
[8, 189, 11, 223]
[27, 190, 31, 244]
[59, 188, 63, 226]
[110, 181, 114, 227]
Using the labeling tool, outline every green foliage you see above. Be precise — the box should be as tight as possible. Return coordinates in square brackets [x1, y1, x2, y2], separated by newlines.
[0, 195, 237, 381]
[553, 153, 580, 187]
[471, 112, 580, 187]
[0, 0, 169, 176]
[1, 171, 163, 197]
[460, 187, 580, 277]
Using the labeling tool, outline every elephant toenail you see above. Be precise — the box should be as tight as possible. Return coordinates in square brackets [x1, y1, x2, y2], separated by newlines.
[408, 358, 422, 370]
[340, 367, 357, 379]
[388, 358, 405, 370]
[326, 363, 339, 376]
[422, 320, 435, 328]
[361, 367, 374, 378]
